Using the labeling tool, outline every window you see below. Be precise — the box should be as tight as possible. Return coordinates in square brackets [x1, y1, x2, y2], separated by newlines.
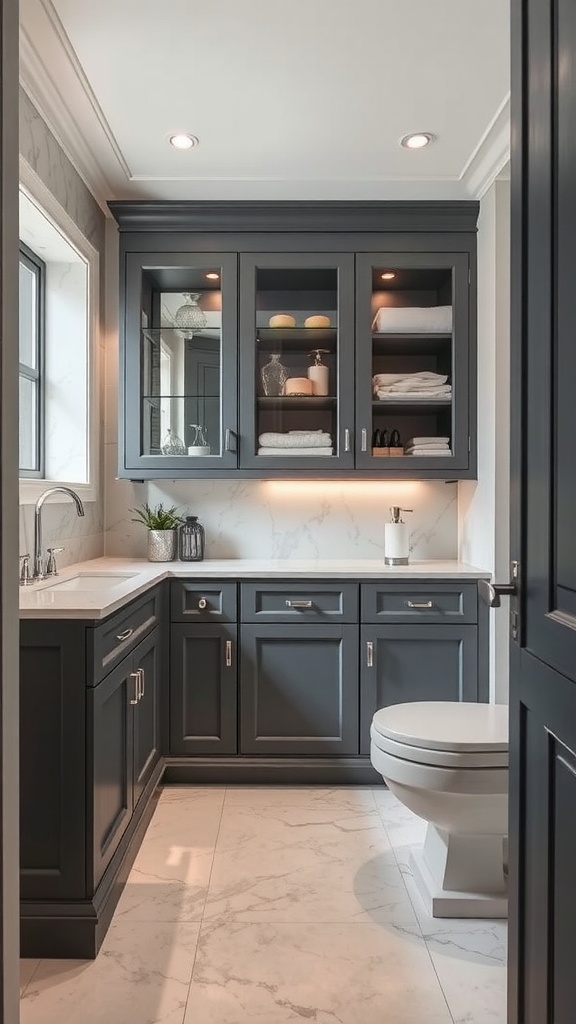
[19, 243, 45, 476]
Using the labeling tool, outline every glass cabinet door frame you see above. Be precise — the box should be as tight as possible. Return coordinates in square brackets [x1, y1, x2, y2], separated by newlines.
[355, 251, 472, 475]
[238, 251, 356, 471]
[123, 251, 238, 474]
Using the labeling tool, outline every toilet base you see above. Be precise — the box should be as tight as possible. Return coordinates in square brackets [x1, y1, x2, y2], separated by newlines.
[410, 823, 508, 919]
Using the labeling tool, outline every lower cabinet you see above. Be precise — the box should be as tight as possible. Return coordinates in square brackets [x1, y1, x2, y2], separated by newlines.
[170, 622, 237, 754]
[240, 624, 359, 755]
[359, 624, 479, 755]
[91, 626, 161, 888]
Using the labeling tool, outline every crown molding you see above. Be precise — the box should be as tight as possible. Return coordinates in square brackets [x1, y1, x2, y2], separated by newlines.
[460, 95, 510, 199]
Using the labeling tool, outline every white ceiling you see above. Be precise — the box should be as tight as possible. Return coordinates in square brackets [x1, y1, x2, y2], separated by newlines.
[19, 0, 510, 211]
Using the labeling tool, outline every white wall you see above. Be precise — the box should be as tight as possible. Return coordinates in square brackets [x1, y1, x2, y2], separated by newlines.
[459, 177, 510, 702]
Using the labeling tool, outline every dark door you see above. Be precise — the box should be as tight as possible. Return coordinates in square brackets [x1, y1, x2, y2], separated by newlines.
[359, 625, 478, 755]
[240, 624, 359, 755]
[509, 2, 576, 1020]
[170, 623, 237, 754]
[132, 626, 161, 805]
[90, 656, 134, 889]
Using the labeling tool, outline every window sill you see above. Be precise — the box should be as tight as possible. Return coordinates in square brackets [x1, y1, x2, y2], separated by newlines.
[19, 479, 97, 505]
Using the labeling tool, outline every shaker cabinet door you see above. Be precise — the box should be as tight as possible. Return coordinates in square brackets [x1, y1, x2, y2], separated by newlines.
[170, 623, 238, 755]
[132, 627, 162, 806]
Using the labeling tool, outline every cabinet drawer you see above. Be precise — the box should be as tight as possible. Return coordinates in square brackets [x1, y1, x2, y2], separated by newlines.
[241, 582, 358, 623]
[171, 581, 237, 622]
[91, 587, 162, 685]
[361, 582, 477, 624]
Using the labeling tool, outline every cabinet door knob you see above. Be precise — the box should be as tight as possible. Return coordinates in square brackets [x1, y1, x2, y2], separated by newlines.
[225, 640, 232, 667]
[366, 641, 374, 667]
[198, 597, 207, 610]
[285, 600, 313, 609]
[405, 601, 434, 609]
[129, 671, 140, 705]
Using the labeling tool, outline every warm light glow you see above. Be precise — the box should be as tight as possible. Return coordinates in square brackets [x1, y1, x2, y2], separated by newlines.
[381, 271, 396, 281]
[168, 133, 198, 150]
[265, 480, 425, 498]
[205, 272, 220, 280]
[400, 132, 435, 150]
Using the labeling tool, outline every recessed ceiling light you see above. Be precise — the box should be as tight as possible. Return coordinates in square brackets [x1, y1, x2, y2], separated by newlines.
[205, 272, 220, 280]
[400, 132, 435, 150]
[381, 271, 396, 281]
[168, 133, 199, 150]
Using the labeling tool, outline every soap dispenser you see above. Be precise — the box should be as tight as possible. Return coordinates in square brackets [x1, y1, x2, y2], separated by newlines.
[384, 506, 413, 565]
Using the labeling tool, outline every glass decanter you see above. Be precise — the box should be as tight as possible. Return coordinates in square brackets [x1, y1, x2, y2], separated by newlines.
[260, 353, 289, 397]
[161, 428, 186, 455]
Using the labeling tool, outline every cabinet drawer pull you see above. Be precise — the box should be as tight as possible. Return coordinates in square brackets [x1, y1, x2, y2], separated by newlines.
[116, 627, 134, 642]
[198, 597, 208, 610]
[344, 429, 351, 453]
[285, 600, 313, 609]
[139, 667, 145, 699]
[129, 671, 140, 705]
[366, 641, 374, 668]
[361, 428, 368, 452]
[405, 600, 434, 609]
[225, 428, 237, 453]
[225, 640, 232, 667]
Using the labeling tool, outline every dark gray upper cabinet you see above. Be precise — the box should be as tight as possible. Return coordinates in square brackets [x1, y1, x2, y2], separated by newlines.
[111, 202, 478, 480]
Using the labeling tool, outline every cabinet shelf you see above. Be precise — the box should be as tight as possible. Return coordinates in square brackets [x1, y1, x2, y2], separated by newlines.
[372, 333, 452, 356]
[258, 395, 337, 410]
[257, 328, 336, 351]
[372, 398, 451, 410]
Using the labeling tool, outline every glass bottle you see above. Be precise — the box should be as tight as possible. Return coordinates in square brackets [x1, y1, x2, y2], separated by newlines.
[260, 353, 289, 396]
[161, 427, 187, 455]
[178, 515, 205, 561]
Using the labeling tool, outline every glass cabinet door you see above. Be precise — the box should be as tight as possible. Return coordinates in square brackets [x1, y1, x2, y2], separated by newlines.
[239, 253, 355, 470]
[355, 252, 471, 474]
[123, 253, 238, 474]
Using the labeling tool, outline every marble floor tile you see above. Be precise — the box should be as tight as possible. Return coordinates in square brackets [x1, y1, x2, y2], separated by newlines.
[372, 787, 428, 849]
[113, 789, 223, 922]
[429, 952, 507, 1024]
[184, 921, 454, 1024]
[223, 784, 377, 810]
[158, 785, 226, 806]
[205, 803, 417, 926]
[20, 921, 201, 1024]
[20, 960, 40, 996]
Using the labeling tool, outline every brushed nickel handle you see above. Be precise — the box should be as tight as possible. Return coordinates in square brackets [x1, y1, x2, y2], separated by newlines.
[198, 597, 207, 610]
[344, 428, 351, 452]
[361, 428, 368, 452]
[405, 601, 434, 609]
[225, 640, 232, 667]
[129, 671, 140, 705]
[285, 600, 313, 609]
[139, 667, 145, 699]
[367, 641, 374, 668]
[225, 428, 237, 453]
[117, 627, 134, 642]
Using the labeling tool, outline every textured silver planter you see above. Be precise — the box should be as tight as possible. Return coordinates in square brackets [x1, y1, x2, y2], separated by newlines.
[147, 529, 177, 562]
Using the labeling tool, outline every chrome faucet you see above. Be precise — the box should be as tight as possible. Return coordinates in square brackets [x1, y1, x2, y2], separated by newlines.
[33, 486, 85, 580]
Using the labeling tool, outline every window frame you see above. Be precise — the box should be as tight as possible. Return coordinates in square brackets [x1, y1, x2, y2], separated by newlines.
[18, 240, 45, 478]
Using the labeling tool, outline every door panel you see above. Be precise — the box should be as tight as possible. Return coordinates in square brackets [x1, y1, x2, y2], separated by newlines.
[510, 0, 576, 1018]
[133, 627, 161, 805]
[240, 624, 359, 755]
[170, 623, 237, 754]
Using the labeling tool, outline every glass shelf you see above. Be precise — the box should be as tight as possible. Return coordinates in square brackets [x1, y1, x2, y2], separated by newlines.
[258, 396, 337, 410]
[256, 327, 336, 350]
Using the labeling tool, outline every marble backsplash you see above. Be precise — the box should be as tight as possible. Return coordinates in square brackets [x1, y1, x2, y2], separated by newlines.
[104, 473, 458, 561]
[19, 499, 104, 573]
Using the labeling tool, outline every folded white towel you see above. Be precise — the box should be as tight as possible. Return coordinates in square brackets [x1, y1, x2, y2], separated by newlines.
[371, 305, 452, 333]
[372, 372, 448, 387]
[375, 383, 452, 395]
[258, 431, 332, 448]
[376, 390, 452, 401]
[406, 448, 452, 456]
[407, 437, 450, 447]
[257, 447, 333, 456]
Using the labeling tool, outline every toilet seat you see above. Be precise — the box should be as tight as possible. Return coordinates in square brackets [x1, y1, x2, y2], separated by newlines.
[371, 702, 508, 769]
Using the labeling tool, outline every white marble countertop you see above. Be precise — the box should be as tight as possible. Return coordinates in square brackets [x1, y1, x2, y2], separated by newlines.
[19, 556, 491, 620]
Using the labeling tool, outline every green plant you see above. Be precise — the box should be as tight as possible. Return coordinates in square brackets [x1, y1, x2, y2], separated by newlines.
[130, 502, 184, 530]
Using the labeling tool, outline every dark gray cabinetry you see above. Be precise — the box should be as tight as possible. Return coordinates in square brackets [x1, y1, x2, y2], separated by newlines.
[359, 581, 482, 755]
[20, 585, 166, 958]
[170, 623, 237, 755]
[110, 202, 478, 480]
[240, 624, 359, 756]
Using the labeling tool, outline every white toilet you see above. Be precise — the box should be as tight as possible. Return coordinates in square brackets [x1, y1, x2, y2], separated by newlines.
[370, 701, 508, 918]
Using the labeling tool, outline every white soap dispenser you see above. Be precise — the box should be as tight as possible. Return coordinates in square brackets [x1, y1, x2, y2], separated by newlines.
[384, 506, 413, 565]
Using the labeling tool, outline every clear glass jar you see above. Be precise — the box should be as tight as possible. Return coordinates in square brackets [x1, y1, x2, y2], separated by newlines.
[178, 515, 205, 561]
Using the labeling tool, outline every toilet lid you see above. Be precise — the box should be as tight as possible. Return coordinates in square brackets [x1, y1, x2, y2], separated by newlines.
[371, 702, 509, 753]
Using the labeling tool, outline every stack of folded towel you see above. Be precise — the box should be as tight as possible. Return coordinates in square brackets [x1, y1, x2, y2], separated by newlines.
[258, 430, 333, 456]
[372, 372, 451, 401]
[404, 436, 452, 456]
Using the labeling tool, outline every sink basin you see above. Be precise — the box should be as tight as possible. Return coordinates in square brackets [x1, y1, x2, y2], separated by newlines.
[40, 572, 138, 592]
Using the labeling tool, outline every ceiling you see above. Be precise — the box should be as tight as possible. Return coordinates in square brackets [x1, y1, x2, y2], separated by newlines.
[19, 0, 510, 212]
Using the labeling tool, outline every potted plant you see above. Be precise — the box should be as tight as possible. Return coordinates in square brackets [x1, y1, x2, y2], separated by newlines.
[130, 502, 184, 562]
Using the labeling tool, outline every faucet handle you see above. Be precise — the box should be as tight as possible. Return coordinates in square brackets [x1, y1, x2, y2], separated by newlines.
[19, 554, 32, 586]
[45, 547, 65, 577]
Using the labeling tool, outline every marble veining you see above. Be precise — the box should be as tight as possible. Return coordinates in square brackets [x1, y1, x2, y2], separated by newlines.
[21, 786, 506, 1024]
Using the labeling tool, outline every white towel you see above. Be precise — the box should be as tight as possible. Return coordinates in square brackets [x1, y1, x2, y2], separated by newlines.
[258, 431, 332, 448]
[257, 447, 333, 456]
[406, 448, 452, 456]
[407, 437, 450, 447]
[376, 389, 451, 401]
[372, 372, 448, 387]
[375, 384, 452, 396]
[371, 305, 452, 333]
